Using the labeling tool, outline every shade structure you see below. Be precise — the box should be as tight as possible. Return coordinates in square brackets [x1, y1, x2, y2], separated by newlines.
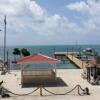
[90, 59, 97, 65]
[88, 59, 100, 68]
[17, 53, 60, 64]
[17, 54, 60, 85]
[86, 59, 97, 68]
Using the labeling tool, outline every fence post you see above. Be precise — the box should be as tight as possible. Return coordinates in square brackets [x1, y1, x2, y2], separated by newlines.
[40, 85, 43, 96]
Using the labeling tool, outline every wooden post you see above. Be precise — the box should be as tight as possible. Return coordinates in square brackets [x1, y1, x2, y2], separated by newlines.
[87, 67, 90, 83]
[54, 63, 57, 80]
[87, 68, 88, 82]
[89, 68, 91, 83]
[93, 67, 96, 82]
[21, 67, 23, 86]
[40, 85, 43, 96]
[95, 67, 97, 81]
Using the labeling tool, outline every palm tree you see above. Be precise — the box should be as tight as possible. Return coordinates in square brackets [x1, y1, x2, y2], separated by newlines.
[21, 48, 30, 57]
[12, 48, 21, 61]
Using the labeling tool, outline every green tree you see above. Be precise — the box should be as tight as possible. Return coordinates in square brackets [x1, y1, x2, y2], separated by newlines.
[12, 48, 21, 61]
[21, 48, 30, 57]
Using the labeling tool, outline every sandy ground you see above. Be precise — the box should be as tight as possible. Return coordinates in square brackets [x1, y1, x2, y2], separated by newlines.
[0, 69, 100, 100]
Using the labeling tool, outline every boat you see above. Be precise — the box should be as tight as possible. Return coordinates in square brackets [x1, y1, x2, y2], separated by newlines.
[83, 48, 98, 56]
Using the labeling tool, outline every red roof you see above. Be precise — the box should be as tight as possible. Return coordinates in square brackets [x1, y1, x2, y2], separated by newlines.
[17, 53, 60, 64]
[90, 59, 97, 65]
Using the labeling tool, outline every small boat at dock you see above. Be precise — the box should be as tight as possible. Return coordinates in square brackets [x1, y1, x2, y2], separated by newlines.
[83, 48, 98, 56]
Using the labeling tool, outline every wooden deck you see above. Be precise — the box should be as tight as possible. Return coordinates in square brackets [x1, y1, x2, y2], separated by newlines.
[54, 52, 87, 69]
[66, 54, 87, 69]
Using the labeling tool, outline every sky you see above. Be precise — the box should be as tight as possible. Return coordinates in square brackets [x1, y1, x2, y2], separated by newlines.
[0, 0, 100, 45]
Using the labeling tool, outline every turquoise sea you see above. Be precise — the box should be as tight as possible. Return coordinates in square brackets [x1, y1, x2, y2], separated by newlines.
[0, 45, 100, 69]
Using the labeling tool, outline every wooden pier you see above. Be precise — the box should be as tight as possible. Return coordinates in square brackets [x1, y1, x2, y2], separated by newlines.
[66, 54, 87, 69]
[54, 52, 87, 69]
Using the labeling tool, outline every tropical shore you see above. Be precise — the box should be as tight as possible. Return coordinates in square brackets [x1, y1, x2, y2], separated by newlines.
[0, 69, 100, 100]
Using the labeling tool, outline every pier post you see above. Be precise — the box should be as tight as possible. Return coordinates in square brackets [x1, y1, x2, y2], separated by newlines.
[40, 85, 43, 96]
[89, 68, 91, 83]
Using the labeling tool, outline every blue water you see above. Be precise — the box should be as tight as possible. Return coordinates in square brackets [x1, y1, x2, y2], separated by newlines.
[0, 45, 100, 69]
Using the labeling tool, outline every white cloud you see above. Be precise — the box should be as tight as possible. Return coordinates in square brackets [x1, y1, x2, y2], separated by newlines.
[66, 1, 90, 13]
[0, 0, 100, 45]
[67, 0, 100, 16]
[0, 0, 83, 45]
[29, 1, 47, 20]
[66, 0, 100, 44]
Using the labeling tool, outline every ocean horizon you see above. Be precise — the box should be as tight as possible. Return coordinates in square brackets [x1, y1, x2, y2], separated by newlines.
[0, 44, 100, 59]
[0, 44, 100, 69]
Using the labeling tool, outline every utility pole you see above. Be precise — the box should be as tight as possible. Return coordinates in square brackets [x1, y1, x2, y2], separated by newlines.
[0, 26, 2, 70]
[3, 15, 7, 70]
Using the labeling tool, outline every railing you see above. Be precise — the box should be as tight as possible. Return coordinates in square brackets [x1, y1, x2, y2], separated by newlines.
[0, 84, 90, 98]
